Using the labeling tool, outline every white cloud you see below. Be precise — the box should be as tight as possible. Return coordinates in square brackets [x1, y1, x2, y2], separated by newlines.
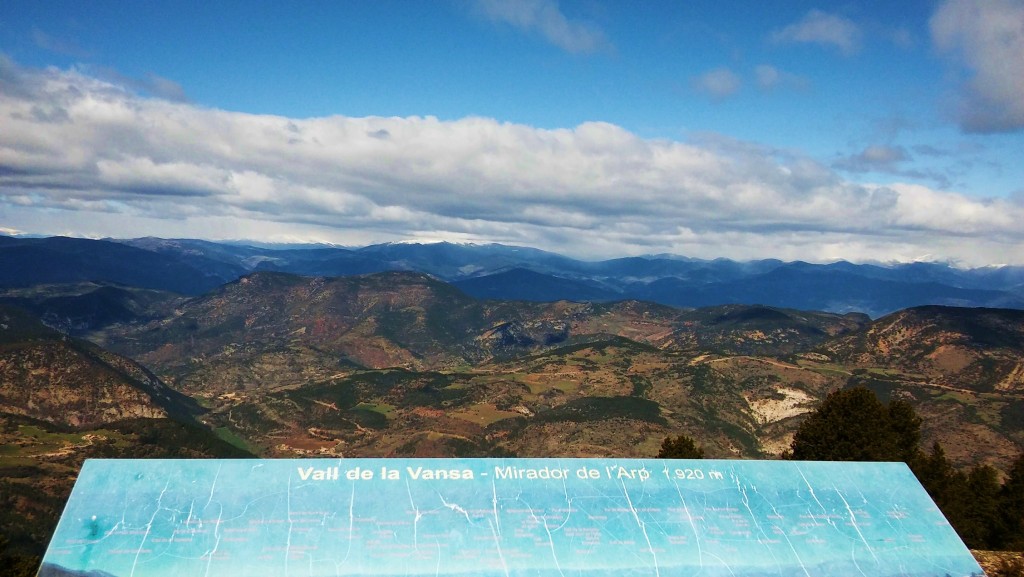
[754, 65, 809, 92]
[31, 28, 93, 59]
[887, 183, 1019, 234]
[140, 73, 188, 102]
[755, 65, 781, 90]
[833, 144, 955, 189]
[931, 0, 1024, 133]
[471, 0, 610, 54]
[692, 67, 742, 101]
[771, 10, 862, 55]
[834, 145, 910, 173]
[1, 58, 1023, 265]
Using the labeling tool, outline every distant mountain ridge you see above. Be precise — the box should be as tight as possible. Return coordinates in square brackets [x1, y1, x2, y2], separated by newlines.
[2, 235, 1023, 316]
[0, 236, 232, 294]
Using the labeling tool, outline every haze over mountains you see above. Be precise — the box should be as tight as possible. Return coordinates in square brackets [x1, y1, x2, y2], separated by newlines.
[2, 235, 1023, 317]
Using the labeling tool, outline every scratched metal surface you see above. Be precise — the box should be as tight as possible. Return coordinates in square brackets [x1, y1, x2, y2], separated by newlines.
[39, 458, 983, 577]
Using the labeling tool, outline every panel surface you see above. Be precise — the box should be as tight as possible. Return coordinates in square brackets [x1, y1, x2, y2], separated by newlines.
[39, 458, 984, 576]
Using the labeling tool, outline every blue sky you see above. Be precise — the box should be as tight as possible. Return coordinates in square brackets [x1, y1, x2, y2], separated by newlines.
[1, 1, 1023, 265]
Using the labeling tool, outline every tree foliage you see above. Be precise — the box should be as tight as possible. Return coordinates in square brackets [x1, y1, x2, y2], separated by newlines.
[909, 443, 1024, 552]
[1001, 452, 1024, 550]
[885, 397, 923, 463]
[657, 434, 705, 459]
[0, 535, 40, 577]
[788, 387, 921, 462]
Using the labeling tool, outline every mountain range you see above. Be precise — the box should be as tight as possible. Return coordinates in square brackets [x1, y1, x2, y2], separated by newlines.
[3, 235, 1023, 316]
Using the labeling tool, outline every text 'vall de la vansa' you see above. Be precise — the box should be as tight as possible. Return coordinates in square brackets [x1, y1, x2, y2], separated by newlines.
[296, 465, 589, 481]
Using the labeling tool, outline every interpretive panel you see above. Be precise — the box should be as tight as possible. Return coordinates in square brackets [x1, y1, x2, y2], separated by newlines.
[39, 458, 983, 577]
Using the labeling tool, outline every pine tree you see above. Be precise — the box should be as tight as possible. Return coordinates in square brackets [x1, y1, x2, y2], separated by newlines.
[914, 442, 955, 500]
[999, 452, 1024, 551]
[887, 397, 923, 464]
[912, 443, 1010, 551]
[958, 464, 1001, 549]
[789, 387, 913, 462]
[657, 434, 705, 459]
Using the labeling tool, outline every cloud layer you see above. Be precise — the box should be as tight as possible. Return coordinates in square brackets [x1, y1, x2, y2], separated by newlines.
[471, 0, 610, 54]
[771, 10, 862, 55]
[692, 68, 742, 100]
[1, 57, 1023, 265]
[931, 0, 1024, 133]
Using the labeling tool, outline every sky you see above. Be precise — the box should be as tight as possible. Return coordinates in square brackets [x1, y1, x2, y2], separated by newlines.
[1, 0, 1023, 266]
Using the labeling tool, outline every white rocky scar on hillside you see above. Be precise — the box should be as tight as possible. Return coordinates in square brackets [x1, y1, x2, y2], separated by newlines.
[746, 387, 817, 456]
[746, 387, 814, 425]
